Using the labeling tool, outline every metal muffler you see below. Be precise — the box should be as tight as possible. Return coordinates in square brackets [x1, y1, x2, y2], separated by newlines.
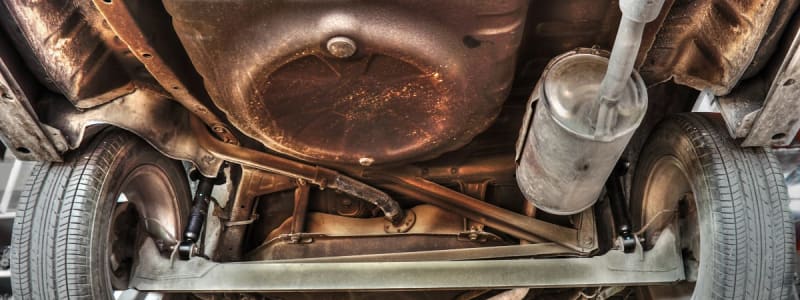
[516, 0, 664, 215]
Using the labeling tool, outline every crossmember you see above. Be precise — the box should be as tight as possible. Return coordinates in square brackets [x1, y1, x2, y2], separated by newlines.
[130, 230, 684, 292]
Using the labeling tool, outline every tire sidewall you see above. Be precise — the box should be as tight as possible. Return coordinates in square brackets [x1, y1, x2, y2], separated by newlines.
[77, 132, 191, 298]
[631, 115, 722, 299]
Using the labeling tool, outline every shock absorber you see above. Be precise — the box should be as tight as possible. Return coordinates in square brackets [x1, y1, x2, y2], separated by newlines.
[606, 161, 636, 252]
[178, 170, 225, 260]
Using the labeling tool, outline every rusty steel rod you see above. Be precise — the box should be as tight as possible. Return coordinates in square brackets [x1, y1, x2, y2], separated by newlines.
[190, 117, 405, 225]
[375, 175, 586, 252]
[291, 183, 311, 233]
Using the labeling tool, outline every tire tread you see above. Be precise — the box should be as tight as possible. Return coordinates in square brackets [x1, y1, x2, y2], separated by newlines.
[664, 113, 794, 300]
[12, 131, 140, 299]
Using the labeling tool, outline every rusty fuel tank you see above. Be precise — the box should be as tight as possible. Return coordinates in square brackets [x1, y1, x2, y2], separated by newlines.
[162, 0, 528, 167]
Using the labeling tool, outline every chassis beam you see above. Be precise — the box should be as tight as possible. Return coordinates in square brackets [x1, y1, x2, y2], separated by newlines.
[0, 30, 64, 161]
[742, 14, 800, 147]
[130, 230, 684, 292]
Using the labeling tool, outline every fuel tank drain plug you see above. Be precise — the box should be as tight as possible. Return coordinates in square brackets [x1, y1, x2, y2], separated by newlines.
[326, 36, 357, 58]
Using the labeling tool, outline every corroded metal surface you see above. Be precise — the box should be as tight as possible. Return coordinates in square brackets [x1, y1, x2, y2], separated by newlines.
[190, 115, 405, 225]
[0, 30, 62, 161]
[163, 0, 527, 166]
[90, 0, 238, 144]
[43, 89, 225, 175]
[742, 0, 800, 79]
[252, 234, 506, 261]
[46, 88, 404, 227]
[375, 176, 597, 253]
[249, 204, 505, 260]
[213, 167, 296, 261]
[743, 16, 800, 147]
[0, 0, 135, 108]
[50, 91, 590, 255]
[640, 0, 780, 95]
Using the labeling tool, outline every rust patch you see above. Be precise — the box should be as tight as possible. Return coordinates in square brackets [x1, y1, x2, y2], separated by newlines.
[640, 0, 780, 94]
[90, 0, 238, 144]
[163, 0, 526, 166]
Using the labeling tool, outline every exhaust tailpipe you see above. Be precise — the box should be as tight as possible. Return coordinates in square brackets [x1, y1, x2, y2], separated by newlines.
[515, 0, 664, 215]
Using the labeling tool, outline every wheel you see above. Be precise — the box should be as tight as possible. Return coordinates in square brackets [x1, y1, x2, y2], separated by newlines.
[631, 113, 795, 299]
[11, 129, 191, 299]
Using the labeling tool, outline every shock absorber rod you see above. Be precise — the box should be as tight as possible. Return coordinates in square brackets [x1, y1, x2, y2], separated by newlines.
[179, 170, 225, 260]
[606, 161, 636, 253]
[184, 176, 216, 242]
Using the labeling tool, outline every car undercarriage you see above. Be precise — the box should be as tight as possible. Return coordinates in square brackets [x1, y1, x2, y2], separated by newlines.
[0, 0, 798, 299]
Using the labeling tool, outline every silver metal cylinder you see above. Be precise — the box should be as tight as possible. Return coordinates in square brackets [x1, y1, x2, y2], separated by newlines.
[515, 49, 647, 215]
[515, 0, 663, 215]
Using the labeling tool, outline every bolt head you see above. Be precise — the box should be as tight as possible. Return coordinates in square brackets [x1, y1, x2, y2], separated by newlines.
[327, 36, 357, 58]
[358, 157, 374, 166]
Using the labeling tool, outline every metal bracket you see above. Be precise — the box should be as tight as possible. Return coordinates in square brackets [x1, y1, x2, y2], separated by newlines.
[224, 215, 258, 227]
[456, 231, 503, 243]
[742, 18, 800, 146]
[213, 167, 296, 261]
[279, 233, 315, 244]
[718, 87, 764, 139]
[458, 180, 491, 235]
[576, 207, 599, 252]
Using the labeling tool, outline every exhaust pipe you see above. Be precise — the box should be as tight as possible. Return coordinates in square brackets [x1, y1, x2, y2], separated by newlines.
[516, 0, 664, 215]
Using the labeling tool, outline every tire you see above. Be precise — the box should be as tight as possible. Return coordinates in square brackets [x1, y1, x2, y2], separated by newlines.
[11, 129, 191, 299]
[631, 113, 795, 299]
